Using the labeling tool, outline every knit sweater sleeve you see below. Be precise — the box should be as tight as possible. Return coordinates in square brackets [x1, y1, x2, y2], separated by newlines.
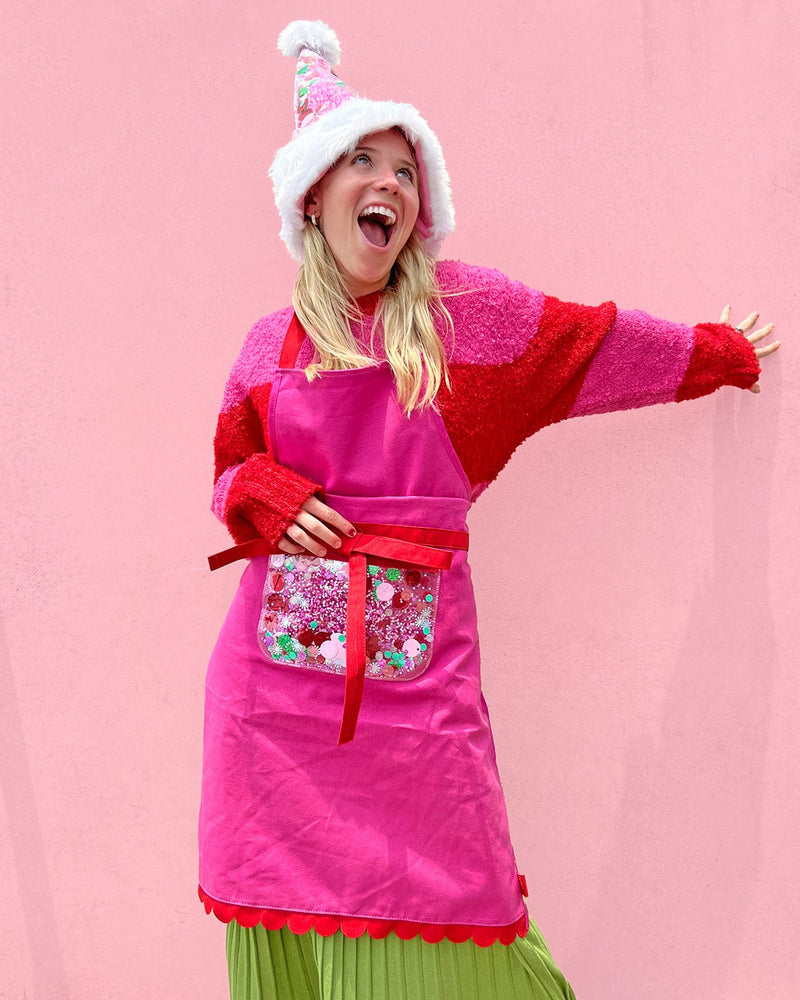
[434, 260, 761, 500]
[212, 310, 321, 545]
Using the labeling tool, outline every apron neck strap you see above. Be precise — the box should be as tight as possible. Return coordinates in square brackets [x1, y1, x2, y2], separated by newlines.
[279, 312, 306, 370]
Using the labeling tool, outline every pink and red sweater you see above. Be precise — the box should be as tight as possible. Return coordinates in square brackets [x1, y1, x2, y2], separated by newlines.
[212, 260, 760, 542]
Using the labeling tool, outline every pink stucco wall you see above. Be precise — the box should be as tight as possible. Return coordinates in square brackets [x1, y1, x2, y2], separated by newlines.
[1, 2, 797, 997]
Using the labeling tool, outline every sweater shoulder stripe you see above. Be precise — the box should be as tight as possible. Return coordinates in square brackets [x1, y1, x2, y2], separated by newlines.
[438, 294, 616, 492]
[220, 307, 294, 413]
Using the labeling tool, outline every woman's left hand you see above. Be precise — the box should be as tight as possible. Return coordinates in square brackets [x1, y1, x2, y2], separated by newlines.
[720, 306, 781, 393]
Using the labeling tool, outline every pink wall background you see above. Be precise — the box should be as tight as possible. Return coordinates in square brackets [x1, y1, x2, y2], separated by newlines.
[2, 2, 797, 997]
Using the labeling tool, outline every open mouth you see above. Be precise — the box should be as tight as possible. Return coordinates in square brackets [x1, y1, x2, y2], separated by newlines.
[357, 205, 397, 248]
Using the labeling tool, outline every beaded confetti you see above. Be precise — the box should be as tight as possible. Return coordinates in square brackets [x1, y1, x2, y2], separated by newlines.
[258, 553, 439, 680]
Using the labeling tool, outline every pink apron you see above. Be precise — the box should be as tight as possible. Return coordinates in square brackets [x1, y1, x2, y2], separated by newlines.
[199, 315, 529, 945]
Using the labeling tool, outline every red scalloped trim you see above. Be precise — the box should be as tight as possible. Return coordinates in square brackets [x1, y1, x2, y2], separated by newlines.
[198, 885, 529, 947]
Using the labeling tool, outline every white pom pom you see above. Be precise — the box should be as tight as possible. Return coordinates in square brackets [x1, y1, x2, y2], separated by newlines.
[277, 20, 341, 65]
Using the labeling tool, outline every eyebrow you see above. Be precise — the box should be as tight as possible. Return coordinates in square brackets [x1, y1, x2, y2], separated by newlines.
[354, 146, 417, 173]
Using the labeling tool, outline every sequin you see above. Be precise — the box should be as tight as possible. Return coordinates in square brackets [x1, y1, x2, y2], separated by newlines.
[320, 637, 345, 662]
[403, 639, 421, 658]
[392, 589, 412, 609]
[257, 555, 440, 681]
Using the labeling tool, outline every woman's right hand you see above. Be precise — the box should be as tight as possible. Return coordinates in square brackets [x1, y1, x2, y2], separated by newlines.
[277, 494, 357, 557]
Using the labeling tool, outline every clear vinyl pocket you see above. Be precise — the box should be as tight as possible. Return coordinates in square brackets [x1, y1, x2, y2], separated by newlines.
[257, 553, 440, 680]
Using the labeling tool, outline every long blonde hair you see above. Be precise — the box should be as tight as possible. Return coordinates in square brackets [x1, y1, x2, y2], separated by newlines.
[292, 223, 454, 415]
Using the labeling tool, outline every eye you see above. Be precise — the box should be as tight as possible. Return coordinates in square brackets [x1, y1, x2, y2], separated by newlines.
[352, 153, 371, 166]
[397, 167, 415, 181]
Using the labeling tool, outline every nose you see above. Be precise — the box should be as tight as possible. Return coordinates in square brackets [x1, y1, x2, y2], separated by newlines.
[373, 166, 399, 195]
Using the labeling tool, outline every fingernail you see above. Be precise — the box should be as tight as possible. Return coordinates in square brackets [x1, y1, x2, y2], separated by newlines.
[348, 528, 357, 537]
[331, 537, 341, 547]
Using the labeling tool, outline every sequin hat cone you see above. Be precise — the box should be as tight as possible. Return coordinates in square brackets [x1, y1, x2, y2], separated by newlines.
[269, 20, 455, 262]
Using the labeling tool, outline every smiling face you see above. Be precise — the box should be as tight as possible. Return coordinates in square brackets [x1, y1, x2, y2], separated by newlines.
[304, 128, 421, 298]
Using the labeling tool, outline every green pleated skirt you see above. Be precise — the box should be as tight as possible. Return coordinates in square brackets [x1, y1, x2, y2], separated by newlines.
[226, 918, 577, 1000]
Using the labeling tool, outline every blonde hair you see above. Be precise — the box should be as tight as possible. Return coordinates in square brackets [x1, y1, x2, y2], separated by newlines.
[292, 224, 454, 415]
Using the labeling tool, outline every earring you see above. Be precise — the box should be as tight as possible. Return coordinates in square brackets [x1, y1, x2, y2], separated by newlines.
[309, 213, 319, 228]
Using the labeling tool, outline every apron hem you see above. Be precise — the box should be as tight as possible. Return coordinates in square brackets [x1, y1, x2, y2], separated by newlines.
[199, 885, 529, 947]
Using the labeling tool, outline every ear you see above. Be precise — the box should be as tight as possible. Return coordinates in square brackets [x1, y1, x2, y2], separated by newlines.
[304, 184, 322, 217]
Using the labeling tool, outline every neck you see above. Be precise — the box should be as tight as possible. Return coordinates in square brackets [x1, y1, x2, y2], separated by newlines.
[345, 276, 389, 298]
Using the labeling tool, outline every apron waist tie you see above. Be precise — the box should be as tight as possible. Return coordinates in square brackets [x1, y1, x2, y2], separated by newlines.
[208, 523, 469, 745]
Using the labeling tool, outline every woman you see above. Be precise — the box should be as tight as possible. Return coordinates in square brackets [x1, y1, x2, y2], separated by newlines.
[199, 21, 779, 1000]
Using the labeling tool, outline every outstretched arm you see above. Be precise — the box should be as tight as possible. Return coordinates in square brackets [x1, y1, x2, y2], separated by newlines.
[434, 261, 779, 501]
[565, 304, 765, 418]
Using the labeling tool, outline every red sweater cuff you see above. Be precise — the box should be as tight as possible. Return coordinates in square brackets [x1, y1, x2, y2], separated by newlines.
[676, 322, 761, 402]
[224, 453, 321, 545]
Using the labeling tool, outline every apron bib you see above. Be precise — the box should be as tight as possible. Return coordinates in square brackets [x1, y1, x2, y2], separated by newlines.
[199, 313, 529, 944]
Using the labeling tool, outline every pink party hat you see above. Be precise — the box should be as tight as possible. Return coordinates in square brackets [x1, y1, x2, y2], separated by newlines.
[269, 20, 455, 262]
